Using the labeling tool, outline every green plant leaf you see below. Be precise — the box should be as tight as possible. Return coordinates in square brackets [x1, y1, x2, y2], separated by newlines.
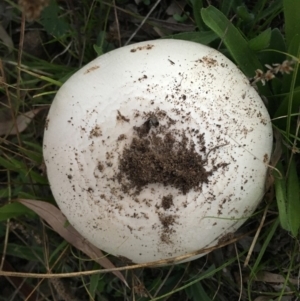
[248, 28, 271, 51]
[0, 156, 27, 172]
[1, 243, 44, 262]
[250, 219, 280, 277]
[186, 281, 212, 301]
[236, 5, 254, 22]
[201, 6, 263, 77]
[89, 263, 102, 298]
[191, 0, 205, 30]
[173, 12, 190, 23]
[283, 0, 300, 48]
[40, 0, 71, 37]
[220, 0, 235, 16]
[274, 161, 289, 231]
[0, 202, 35, 221]
[287, 158, 300, 237]
[28, 170, 48, 185]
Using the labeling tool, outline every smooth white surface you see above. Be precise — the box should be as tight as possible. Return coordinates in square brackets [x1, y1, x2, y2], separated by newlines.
[43, 39, 273, 264]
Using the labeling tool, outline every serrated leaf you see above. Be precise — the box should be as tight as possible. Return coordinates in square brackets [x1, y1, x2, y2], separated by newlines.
[287, 158, 300, 237]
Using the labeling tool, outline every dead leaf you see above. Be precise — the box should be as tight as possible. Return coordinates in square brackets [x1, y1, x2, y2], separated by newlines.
[0, 108, 44, 136]
[17, 199, 128, 287]
[255, 271, 299, 285]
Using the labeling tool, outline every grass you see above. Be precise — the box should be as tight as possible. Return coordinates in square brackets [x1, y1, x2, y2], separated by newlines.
[0, 0, 299, 300]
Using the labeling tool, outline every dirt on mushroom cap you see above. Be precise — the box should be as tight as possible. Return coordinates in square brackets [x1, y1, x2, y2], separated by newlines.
[118, 111, 228, 195]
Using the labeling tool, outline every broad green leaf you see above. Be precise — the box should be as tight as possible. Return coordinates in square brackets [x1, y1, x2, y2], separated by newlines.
[283, 0, 300, 48]
[93, 44, 103, 56]
[248, 28, 271, 51]
[236, 6, 254, 22]
[166, 31, 218, 45]
[287, 158, 300, 237]
[201, 6, 263, 77]
[269, 28, 286, 56]
[0, 202, 36, 221]
[40, 0, 71, 37]
[274, 161, 289, 231]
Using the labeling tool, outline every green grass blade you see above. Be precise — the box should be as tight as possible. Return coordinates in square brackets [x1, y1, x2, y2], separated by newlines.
[274, 161, 289, 231]
[287, 158, 300, 237]
[191, 0, 205, 30]
[201, 6, 262, 77]
[220, 0, 235, 16]
[285, 34, 300, 139]
[283, 0, 300, 48]
[186, 281, 212, 301]
[250, 219, 280, 277]
[1, 243, 44, 262]
[0, 156, 27, 172]
[0, 202, 35, 221]
[89, 263, 102, 298]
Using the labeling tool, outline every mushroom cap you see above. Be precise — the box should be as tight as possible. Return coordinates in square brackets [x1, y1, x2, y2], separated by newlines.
[43, 39, 273, 264]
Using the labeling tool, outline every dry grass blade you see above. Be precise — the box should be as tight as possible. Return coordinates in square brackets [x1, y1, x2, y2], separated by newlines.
[255, 271, 299, 285]
[0, 108, 44, 136]
[0, 24, 13, 53]
[17, 199, 128, 287]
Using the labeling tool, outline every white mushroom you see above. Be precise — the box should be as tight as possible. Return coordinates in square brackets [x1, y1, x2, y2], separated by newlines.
[43, 39, 273, 264]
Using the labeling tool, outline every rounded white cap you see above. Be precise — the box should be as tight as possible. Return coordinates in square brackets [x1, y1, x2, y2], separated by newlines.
[43, 40, 273, 264]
